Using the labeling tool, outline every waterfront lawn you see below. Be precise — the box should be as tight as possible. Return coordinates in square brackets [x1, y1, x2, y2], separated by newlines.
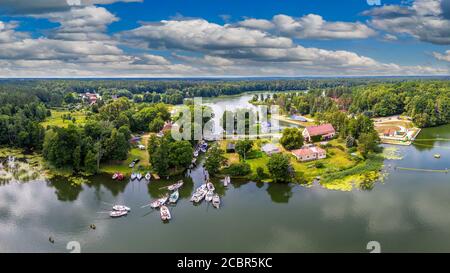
[222, 138, 361, 184]
[41, 110, 87, 128]
[100, 134, 151, 175]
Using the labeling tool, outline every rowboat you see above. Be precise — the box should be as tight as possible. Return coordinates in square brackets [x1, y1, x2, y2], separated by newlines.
[160, 206, 171, 221]
[136, 173, 143, 180]
[110, 210, 128, 218]
[150, 196, 168, 208]
[212, 194, 220, 209]
[145, 172, 152, 181]
[113, 205, 130, 212]
[169, 190, 179, 203]
[205, 190, 214, 202]
[168, 180, 184, 191]
[206, 182, 215, 191]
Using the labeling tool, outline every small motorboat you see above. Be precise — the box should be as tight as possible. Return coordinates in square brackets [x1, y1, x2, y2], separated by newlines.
[145, 172, 152, 181]
[196, 189, 207, 203]
[150, 196, 168, 208]
[434, 154, 441, 159]
[116, 173, 125, 181]
[197, 184, 207, 193]
[206, 182, 215, 191]
[110, 210, 128, 218]
[152, 173, 160, 180]
[223, 176, 230, 187]
[136, 173, 143, 180]
[113, 205, 130, 212]
[160, 206, 171, 221]
[169, 190, 179, 203]
[191, 188, 207, 203]
[130, 173, 137, 180]
[168, 180, 184, 191]
[112, 173, 119, 180]
[212, 194, 220, 209]
[205, 190, 214, 202]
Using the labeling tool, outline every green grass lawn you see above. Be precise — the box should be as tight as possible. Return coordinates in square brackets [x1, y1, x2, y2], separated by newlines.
[100, 134, 151, 175]
[41, 110, 87, 128]
[225, 138, 365, 185]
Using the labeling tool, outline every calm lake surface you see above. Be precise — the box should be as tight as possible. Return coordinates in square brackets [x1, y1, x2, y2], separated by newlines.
[1, 94, 450, 253]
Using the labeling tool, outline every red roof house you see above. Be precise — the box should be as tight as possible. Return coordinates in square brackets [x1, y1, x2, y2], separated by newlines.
[302, 123, 336, 142]
[292, 146, 326, 162]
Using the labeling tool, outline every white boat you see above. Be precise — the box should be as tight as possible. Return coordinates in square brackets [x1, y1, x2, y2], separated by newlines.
[168, 180, 184, 191]
[160, 206, 171, 221]
[150, 196, 168, 208]
[196, 184, 207, 193]
[145, 172, 152, 181]
[205, 190, 214, 202]
[110, 210, 128, 218]
[223, 176, 230, 187]
[113, 205, 130, 212]
[169, 190, 179, 203]
[131, 173, 137, 180]
[136, 173, 143, 180]
[212, 194, 220, 209]
[200, 147, 206, 153]
[112, 173, 119, 180]
[191, 188, 207, 203]
[206, 182, 215, 191]
[196, 189, 207, 202]
[193, 151, 199, 157]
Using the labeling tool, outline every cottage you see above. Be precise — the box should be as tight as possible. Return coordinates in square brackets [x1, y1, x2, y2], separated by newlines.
[292, 146, 326, 162]
[261, 143, 280, 155]
[302, 123, 336, 142]
[83, 92, 100, 105]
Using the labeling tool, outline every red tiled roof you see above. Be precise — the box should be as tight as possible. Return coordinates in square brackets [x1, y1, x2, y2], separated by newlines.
[292, 146, 326, 158]
[292, 148, 315, 157]
[305, 123, 335, 137]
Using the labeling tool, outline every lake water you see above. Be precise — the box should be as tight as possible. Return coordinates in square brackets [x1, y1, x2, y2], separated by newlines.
[1, 94, 450, 252]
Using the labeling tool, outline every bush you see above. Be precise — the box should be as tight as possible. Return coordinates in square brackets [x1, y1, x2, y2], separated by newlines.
[256, 166, 266, 179]
[314, 161, 325, 168]
[225, 162, 251, 176]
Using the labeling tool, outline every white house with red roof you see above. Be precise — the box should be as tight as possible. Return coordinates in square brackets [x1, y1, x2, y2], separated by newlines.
[291, 146, 326, 162]
[302, 123, 336, 142]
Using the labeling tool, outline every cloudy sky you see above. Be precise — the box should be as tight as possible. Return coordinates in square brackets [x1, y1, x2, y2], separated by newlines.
[0, 0, 449, 77]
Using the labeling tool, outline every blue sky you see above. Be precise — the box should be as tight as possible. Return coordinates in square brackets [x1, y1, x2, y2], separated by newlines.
[0, 0, 449, 77]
